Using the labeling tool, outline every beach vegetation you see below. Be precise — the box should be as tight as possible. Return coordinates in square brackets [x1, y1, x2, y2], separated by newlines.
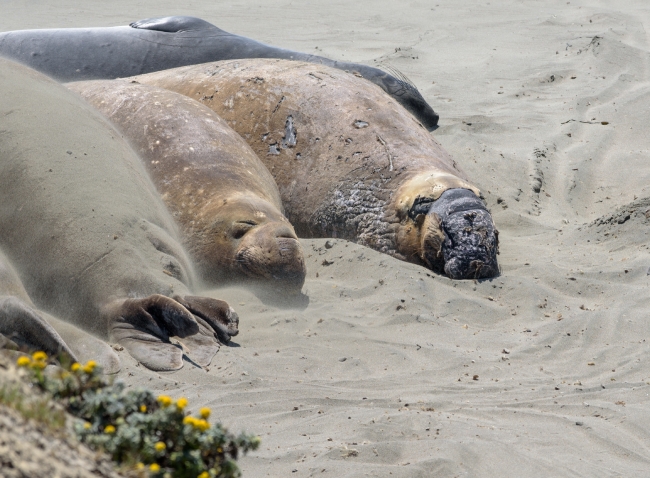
[16, 351, 260, 477]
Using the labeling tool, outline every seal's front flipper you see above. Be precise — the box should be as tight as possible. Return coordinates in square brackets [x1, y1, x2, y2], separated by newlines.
[172, 296, 238, 367]
[105, 294, 199, 371]
[0, 296, 77, 359]
[174, 295, 239, 344]
[174, 317, 221, 367]
[129, 16, 216, 33]
[118, 337, 184, 371]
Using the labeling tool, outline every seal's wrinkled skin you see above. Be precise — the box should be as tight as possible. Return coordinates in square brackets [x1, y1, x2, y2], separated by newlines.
[68, 80, 306, 293]
[0, 16, 438, 129]
[423, 189, 499, 279]
[135, 59, 499, 279]
[0, 59, 237, 371]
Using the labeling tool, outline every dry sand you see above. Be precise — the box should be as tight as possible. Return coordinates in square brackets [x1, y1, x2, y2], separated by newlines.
[3, 1, 650, 476]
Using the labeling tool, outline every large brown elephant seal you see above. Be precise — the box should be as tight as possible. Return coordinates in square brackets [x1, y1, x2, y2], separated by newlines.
[0, 58, 238, 371]
[0, 250, 121, 373]
[134, 60, 499, 279]
[67, 80, 306, 293]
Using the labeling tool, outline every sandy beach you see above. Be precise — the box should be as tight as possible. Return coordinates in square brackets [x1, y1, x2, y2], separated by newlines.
[3, 0, 650, 476]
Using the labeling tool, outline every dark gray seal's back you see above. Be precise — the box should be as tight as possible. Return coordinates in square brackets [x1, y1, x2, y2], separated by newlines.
[0, 17, 230, 81]
[0, 16, 438, 128]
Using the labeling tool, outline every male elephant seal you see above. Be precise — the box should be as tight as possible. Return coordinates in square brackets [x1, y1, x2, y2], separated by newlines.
[135, 60, 499, 279]
[0, 58, 238, 371]
[0, 250, 121, 373]
[0, 16, 438, 129]
[67, 80, 306, 293]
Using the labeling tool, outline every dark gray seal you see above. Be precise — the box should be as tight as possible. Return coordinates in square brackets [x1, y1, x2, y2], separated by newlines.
[0, 16, 439, 129]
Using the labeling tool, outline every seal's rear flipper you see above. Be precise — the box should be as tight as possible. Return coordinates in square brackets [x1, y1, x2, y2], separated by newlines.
[382, 65, 418, 91]
[130, 16, 216, 33]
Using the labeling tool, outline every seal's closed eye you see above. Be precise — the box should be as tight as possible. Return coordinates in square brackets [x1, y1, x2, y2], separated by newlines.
[231, 221, 258, 239]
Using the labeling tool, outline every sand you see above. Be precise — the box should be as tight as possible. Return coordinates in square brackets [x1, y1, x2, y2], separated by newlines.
[2, 0, 650, 476]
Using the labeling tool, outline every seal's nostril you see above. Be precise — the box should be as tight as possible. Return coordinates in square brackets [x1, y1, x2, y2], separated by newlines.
[274, 224, 298, 240]
[276, 227, 298, 239]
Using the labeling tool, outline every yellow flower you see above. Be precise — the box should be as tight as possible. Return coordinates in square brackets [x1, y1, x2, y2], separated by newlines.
[176, 397, 188, 410]
[104, 425, 116, 434]
[183, 416, 197, 426]
[154, 441, 166, 452]
[82, 360, 97, 374]
[216, 447, 222, 454]
[198, 472, 209, 478]
[31, 360, 47, 370]
[70, 362, 81, 372]
[199, 407, 211, 419]
[157, 395, 172, 408]
[183, 416, 210, 431]
[16, 356, 31, 367]
[140, 405, 147, 413]
[135, 463, 145, 470]
[83, 422, 91, 429]
[196, 419, 210, 432]
[60, 371, 71, 379]
[32, 351, 48, 361]
[149, 463, 160, 472]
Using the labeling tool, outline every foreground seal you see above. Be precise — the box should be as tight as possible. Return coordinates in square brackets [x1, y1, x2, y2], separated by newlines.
[0, 16, 438, 129]
[135, 60, 499, 279]
[0, 58, 238, 371]
[68, 79, 306, 293]
[0, 250, 121, 373]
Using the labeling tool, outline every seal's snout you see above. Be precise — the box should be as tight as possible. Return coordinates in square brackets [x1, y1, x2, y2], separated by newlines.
[236, 222, 306, 292]
[440, 208, 499, 280]
[419, 188, 499, 280]
[271, 236, 307, 283]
